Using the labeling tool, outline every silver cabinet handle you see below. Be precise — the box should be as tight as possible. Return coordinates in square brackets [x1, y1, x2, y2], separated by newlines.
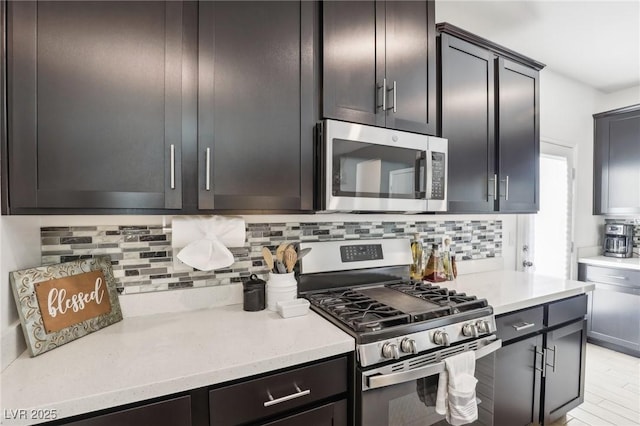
[604, 274, 628, 280]
[500, 175, 509, 200]
[377, 78, 387, 111]
[488, 174, 497, 201]
[391, 80, 397, 113]
[512, 322, 535, 331]
[535, 347, 546, 378]
[205, 147, 211, 191]
[546, 345, 557, 373]
[170, 144, 176, 190]
[263, 384, 310, 407]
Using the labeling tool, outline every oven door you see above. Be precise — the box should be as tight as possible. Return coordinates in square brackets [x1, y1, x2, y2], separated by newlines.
[358, 338, 501, 426]
[320, 119, 432, 212]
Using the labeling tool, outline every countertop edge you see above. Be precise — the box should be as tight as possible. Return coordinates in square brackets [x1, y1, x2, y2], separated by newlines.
[579, 256, 640, 271]
[492, 284, 595, 316]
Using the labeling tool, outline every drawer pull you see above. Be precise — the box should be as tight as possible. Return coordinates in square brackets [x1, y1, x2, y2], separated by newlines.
[263, 384, 310, 407]
[512, 322, 535, 331]
[604, 275, 628, 280]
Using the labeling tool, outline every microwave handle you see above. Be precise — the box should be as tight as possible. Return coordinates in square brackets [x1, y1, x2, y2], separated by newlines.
[424, 150, 433, 199]
[365, 339, 502, 390]
[415, 152, 427, 197]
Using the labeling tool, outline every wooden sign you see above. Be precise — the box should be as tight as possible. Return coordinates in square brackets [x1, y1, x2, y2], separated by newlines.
[10, 256, 123, 357]
[34, 270, 112, 334]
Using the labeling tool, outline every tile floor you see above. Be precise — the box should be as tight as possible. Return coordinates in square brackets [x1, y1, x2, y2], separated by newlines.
[550, 343, 640, 426]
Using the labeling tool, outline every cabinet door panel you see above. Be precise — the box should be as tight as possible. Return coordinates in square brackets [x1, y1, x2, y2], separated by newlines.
[543, 320, 586, 425]
[497, 58, 539, 213]
[384, 1, 436, 135]
[262, 400, 347, 426]
[440, 34, 495, 212]
[594, 108, 640, 214]
[198, 1, 313, 211]
[8, 1, 190, 210]
[589, 283, 640, 353]
[494, 334, 543, 426]
[322, 1, 382, 127]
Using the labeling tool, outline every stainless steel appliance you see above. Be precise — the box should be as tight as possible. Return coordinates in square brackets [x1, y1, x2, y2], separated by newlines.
[603, 223, 634, 258]
[299, 239, 501, 426]
[316, 120, 448, 212]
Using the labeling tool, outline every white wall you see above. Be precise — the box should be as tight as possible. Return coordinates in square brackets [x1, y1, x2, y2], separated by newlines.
[597, 84, 640, 113]
[1, 216, 42, 371]
[539, 69, 606, 275]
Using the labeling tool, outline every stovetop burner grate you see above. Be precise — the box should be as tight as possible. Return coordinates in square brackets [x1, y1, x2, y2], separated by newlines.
[306, 290, 410, 332]
[386, 281, 489, 314]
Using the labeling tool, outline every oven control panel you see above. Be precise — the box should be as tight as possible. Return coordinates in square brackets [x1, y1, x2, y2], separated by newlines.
[340, 244, 383, 263]
[357, 314, 497, 367]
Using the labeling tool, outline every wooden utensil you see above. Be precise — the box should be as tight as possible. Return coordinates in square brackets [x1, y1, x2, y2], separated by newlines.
[275, 243, 289, 262]
[284, 246, 298, 273]
[261, 247, 274, 272]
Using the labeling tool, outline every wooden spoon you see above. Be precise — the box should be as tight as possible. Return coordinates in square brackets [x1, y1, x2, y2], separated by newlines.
[275, 243, 289, 262]
[261, 247, 274, 272]
[284, 245, 298, 273]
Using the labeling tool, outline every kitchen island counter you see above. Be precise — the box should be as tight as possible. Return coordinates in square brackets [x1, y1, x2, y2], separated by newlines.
[1, 305, 354, 425]
[450, 270, 594, 315]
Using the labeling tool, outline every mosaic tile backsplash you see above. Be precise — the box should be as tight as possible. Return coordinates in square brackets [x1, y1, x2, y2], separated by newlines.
[41, 220, 502, 294]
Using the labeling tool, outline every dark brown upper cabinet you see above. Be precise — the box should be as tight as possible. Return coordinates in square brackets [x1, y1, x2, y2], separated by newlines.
[197, 1, 315, 211]
[6, 1, 197, 212]
[593, 105, 640, 215]
[322, 1, 436, 135]
[439, 23, 543, 213]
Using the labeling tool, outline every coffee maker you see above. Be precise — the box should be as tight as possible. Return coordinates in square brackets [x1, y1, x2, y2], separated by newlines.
[603, 223, 634, 258]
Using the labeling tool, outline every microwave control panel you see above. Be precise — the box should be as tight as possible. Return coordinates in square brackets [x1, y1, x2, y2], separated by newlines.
[430, 152, 445, 200]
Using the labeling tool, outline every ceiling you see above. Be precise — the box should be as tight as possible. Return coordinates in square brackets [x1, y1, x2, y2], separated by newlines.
[436, 0, 640, 93]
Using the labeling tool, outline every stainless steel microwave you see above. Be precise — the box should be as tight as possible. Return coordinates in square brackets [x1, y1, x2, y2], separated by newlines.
[316, 120, 448, 212]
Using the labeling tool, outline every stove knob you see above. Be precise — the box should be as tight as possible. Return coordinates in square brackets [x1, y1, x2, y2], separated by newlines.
[400, 338, 418, 354]
[433, 331, 450, 347]
[476, 320, 491, 334]
[462, 323, 479, 338]
[381, 343, 400, 360]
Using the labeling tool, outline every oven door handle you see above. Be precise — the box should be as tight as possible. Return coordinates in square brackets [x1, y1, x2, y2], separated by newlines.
[365, 339, 502, 390]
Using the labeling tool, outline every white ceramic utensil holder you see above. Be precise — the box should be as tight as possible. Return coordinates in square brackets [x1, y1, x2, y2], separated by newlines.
[266, 272, 297, 311]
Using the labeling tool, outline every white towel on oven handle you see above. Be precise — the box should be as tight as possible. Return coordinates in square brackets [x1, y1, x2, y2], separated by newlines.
[435, 351, 478, 425]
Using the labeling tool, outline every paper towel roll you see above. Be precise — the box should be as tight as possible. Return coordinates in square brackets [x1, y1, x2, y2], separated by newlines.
[172, 216, 246, 271]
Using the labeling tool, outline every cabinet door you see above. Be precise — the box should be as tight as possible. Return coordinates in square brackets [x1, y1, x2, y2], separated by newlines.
[384, 1, 436, 135]
[543, 320, 587, 425]
[322, 1, 383, 128]
[440, 34, 496, 213]
[494, 334, 543, 426]
[7, 1, 194, 210]
[593, 107, 640, 214]
[588, 283, 640, 354]
[262, 400, 347, 426]
[198, 1, 314, 211]
[64, 395, 191, 426]
[496, 58, 540, 213]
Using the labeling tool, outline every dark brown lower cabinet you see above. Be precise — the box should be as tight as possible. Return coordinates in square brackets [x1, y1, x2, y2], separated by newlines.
[494, 335, 543, 426]
[62, 395, 192, 426]
[262, 400, 347, 426]
[494, 295, 587, 426]
[542, 321, 587, 425]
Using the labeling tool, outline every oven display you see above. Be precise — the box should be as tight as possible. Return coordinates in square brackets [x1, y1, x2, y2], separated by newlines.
[340, 244, 383, 262]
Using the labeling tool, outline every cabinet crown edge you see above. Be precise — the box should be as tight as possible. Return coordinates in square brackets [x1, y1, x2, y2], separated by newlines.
[436, 22, 546, 71]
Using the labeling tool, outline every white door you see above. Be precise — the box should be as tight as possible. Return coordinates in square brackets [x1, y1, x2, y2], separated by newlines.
[518, 141, 575, 279]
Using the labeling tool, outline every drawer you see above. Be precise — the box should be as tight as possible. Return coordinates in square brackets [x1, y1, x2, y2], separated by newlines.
[580, 264, 640, 288]
[546, 294, 587, 328]
[209, 357, 347, 426]
[496, 306, 544, 343]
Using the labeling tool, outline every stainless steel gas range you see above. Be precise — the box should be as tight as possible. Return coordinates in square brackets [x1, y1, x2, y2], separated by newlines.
[299, 239, 502, 426]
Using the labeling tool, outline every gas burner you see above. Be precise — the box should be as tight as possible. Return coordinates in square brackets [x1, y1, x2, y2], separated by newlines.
[386, 281, 489, 315]
[307, 290, 410, 332]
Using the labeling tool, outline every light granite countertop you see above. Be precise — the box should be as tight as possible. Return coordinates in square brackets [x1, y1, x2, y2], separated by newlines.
[0, 270, 594, 425]
[448, 270, 594, 315]
[0, 306, 354, 425]
[578, 255, 640, 271]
